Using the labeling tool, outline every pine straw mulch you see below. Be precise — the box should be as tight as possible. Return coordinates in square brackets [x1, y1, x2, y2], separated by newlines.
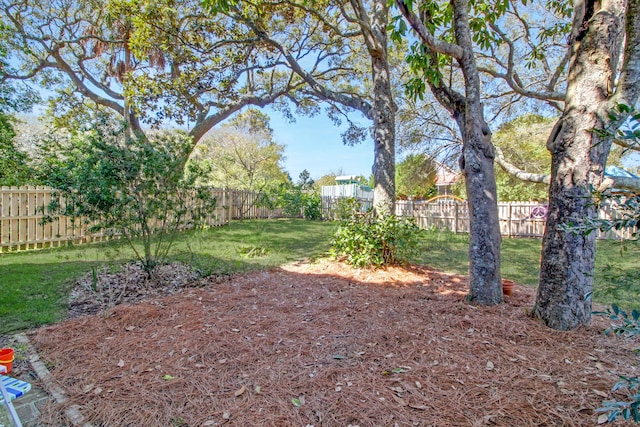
[28, 259, 639, 427]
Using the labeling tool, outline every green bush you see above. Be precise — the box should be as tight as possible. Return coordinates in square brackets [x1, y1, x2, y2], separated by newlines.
[330, 210, 421, 268]
[333, 197, 363, 221]
[39, 119, 217, 275]
[259, 182, 322, 220]
[301, 193, 322, 220]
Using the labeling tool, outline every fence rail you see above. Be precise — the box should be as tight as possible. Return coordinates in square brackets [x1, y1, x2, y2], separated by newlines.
[395, 199, 636, 239]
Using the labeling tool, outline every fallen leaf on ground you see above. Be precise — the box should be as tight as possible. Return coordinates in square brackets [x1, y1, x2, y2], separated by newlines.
[592, 389, 608, 398]
[408, 404, 428, 410]
[392, 394, 407, 406]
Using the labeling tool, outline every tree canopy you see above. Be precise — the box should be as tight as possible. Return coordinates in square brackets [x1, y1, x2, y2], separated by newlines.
[493, 114, 553, 202]
[395, 153, 437, 200]
[187, 108, 289, 191]
[0, 0, 300, 146]
[0, 113, 31, 185]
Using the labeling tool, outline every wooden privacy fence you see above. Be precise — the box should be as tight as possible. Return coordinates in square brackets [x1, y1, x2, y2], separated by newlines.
[3, 186, 636, 252]
[0, 186, 250, 252]
[228, 190, 284, 220]
[396, 199, 637, 240]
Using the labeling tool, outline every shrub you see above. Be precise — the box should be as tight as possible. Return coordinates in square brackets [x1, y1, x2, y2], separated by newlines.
[259, 182, 322, 220]
[333, 197, 363, 221]
[40, 120, 217, 275]
[301, 193, 322, 220]
[330, 209, 421, 268]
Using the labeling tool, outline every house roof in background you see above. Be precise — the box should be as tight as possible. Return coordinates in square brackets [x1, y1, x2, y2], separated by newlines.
[605, 165, 639, 179]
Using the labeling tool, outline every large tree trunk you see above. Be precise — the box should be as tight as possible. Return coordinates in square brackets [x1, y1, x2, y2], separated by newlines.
[397, 0, 502, 304]
[454, 0, 502, 305]
[461, 117, 502, 305]
[534, 0, 627, 330]
[371, 53, 396, 215]
[369, 0, 396, 216]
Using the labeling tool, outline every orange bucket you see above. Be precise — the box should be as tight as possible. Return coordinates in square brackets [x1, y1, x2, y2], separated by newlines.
[0, 348, 15, 374]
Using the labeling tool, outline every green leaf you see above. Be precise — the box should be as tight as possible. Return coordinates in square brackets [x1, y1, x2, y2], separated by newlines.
[163, 374, 175, 380]
[291, 398, 301, 407]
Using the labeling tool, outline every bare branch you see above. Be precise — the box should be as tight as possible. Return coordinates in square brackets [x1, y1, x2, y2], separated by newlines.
[614, 136, 640, 152]
[234, 13, 373, 118]
[599, 176, 640, 192]
[495, 146, 551, 184]
[481, 21, 565, 102]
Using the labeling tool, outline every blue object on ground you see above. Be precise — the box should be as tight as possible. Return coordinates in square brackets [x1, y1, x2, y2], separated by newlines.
[0, 376, 31, 404]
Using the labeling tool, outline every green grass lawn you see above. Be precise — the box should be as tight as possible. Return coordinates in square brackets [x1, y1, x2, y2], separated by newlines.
[1, 219, 638, 334]
[413, 228, 640, 311]
[0, 219, 336, 334]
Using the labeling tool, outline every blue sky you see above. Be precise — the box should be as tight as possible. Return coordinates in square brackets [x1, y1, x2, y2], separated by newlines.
[265, 107, 375, 181]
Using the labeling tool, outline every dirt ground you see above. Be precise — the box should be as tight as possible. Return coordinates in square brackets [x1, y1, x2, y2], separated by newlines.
[28, 259, 639, 426]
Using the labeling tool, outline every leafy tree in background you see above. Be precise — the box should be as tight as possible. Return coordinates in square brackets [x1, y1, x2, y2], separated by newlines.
[0, 13, 38, 186]
[492, 114, 553, 202]
[298, 169, 315, 190]
[0, 113, 32, 186]
[188, 109, 289, 218]
[395, 153, 437, 200]
[40, 119, 216, 275]
[494, 113, 628, 202]
[189, 109, 289, 190]
[314, 170, 345, 191]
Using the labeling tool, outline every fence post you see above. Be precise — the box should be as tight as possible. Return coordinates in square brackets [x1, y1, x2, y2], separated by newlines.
[454, 202, 459, 233]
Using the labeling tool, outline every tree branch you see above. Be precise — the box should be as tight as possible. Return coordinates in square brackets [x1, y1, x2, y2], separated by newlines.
[189, 81, 300, 144]
[49, 50, 125, 115]
[235, 13, 373, 118]
[599, 176, 640, 192]
[495, 146, 550, 184]
[394, 0, 464, 59]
